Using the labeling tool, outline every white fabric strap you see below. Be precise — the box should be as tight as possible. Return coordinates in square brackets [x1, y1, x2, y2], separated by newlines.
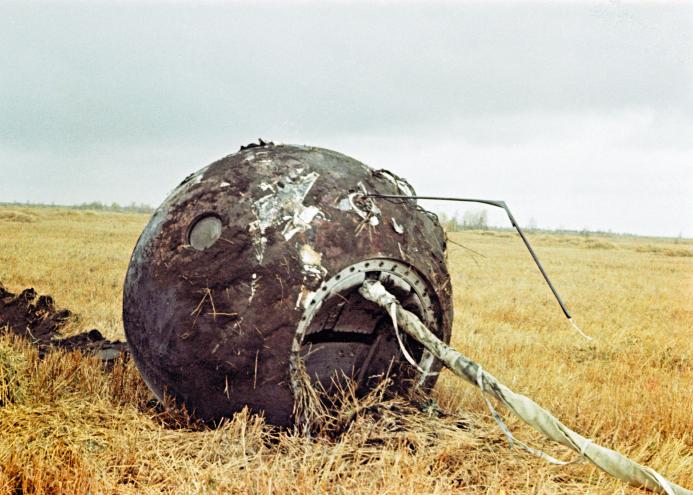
[359, 279, 690, 495]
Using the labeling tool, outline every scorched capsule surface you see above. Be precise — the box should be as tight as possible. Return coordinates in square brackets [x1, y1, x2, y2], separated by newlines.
[123, 143, 453, 426]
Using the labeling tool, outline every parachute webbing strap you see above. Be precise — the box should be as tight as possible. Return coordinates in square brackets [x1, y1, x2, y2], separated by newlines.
[359, 279, 691, 495]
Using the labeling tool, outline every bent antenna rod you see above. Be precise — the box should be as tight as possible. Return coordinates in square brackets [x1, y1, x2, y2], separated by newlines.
[365, 194, 573, 321]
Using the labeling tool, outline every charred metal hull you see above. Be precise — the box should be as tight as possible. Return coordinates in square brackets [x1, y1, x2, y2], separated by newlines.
[123, 144, 453, 426]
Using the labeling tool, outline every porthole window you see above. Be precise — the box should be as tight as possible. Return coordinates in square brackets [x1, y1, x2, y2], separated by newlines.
[188, 215, 222, 251]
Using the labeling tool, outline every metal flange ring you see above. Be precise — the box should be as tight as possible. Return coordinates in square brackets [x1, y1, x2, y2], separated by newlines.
[289, 258, 441, 398]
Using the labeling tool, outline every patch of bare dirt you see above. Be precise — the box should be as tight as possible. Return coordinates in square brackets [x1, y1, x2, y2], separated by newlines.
[0, 283, 128, 363]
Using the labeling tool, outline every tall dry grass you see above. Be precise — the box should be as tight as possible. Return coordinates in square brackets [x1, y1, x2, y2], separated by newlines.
[0, 205, 691, 494]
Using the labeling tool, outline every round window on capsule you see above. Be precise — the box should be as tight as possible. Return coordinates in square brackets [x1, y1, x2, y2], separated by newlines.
[188, 215, 222, 251]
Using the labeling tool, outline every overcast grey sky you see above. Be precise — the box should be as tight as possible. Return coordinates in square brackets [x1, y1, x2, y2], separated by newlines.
[1, 1, 691, 236]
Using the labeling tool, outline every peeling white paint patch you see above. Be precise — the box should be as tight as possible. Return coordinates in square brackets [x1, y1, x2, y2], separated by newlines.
[300, 243, 322, 266]
[288, 167, 304, 178]
[338, 197, 352, 211]
[251, 171, 323, 242]
[300, 244, 327, 280]
[303, 264, 324, 279]
[254, 234, 267, 263]
[299, 244, 327, 299]
[248, 273, 258, 305]
[299, 205, 321, 224]
[284, 205, 321, 240]
[295, 286, 316, 310]
[248, 220, 268, 263]
[391, 217, 404, 234]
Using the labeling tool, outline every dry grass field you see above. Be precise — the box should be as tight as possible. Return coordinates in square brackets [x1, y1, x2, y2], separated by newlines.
[0, 205, 691, 494]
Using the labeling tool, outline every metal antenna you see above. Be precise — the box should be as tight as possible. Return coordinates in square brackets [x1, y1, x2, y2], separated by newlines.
[365, 194, 574, 321]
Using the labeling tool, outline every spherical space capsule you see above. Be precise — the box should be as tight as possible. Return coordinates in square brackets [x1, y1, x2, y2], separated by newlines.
[123, 143, 453, 426]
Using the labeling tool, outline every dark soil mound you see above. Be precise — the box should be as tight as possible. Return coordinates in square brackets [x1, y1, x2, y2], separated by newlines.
[0, 283, 128, 363]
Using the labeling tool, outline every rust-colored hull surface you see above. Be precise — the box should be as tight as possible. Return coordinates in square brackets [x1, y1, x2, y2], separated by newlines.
[123, 144, 453, 426]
